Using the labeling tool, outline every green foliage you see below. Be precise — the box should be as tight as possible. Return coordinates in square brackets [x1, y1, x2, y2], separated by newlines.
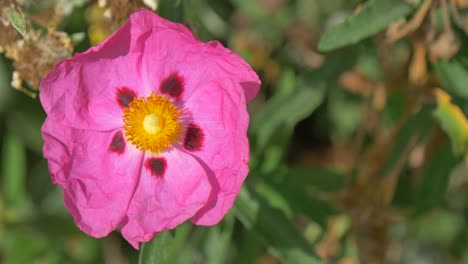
[318, 0, 413, 51]
[139, 231, 174, 264]
[8, 8, 26, 36]
[434, 93, 468, 155]
[2, 131, 26, 206]
[234, 187, 323, 264]
[416, 143, 458, 213]
[435, 59, 468, 100]
[3, 0, 468, 263]
[253, 80, 326, 148]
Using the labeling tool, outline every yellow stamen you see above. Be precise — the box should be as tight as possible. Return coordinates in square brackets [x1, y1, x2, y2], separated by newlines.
[123, 93, 182, 153]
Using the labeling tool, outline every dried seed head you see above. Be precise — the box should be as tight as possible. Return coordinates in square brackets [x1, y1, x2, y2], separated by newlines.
[0, 22, 18, 49]
[5, 29, 73, 93]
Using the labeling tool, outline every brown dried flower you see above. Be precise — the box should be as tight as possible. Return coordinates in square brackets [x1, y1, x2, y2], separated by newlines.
[99, 0, 144, 22]
[0, 23, 18, 50]
[5, 29, 73, 96]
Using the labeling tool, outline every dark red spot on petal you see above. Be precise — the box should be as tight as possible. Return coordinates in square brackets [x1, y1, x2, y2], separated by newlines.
[160, 73, 184, 99]
[109, 131, 125, 154]
[184, 124, 204, 151]
[146, 157, 167, 177]
[116, 87, 136, 108]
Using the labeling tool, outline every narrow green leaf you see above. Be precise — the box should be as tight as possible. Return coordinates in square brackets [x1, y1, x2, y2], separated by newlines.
[381, 104, 433, 176]
[234, 187, 323, 264]
[0, 56, 13, 115]
[2, 130, 27, 206]
[139, 231, 173, 264]
[138, 223, 191, 264]
[204, 214, 235, 264]
[434, 59, 468, 100]
[318, 0, 413, 51]
[433, 90, 468, 155]
[254, 80, 326, 148]
[8, 8, 26, 36]
[256, 180, 335, 226]
[415, 143, 458, 213]
[274, 184, 335, 227]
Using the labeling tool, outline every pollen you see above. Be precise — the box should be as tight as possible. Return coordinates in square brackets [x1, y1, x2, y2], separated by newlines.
[123, 93, 182, 153]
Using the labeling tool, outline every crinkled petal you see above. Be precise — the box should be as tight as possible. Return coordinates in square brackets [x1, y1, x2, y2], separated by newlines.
[40, 54, 143, 131]
[120, 148, 212, 248]
[39, 13, 152, 131]
[182, 79, 250, 225]
[42, 118, 142, 237]
[130, 9, 260, 101]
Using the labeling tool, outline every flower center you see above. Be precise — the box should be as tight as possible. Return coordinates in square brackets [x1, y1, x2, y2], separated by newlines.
[123, 93, 182, 153]
[143, 114, 162, 134]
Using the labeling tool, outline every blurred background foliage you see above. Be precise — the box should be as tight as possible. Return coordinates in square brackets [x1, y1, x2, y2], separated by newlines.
[2, 0, 468, 263]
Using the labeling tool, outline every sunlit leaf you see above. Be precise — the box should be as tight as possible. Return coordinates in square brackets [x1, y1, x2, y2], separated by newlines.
[8, 8, 26, 36]
[433, 89, 468, 155]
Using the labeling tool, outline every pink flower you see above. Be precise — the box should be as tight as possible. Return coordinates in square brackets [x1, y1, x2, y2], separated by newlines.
[40, 9, 260, 249]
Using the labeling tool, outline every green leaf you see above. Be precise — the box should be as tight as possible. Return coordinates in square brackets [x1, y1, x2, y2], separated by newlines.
[274, 184, 335, 227]
[203, 214, 235, 264]
[234, 187, 323, 264]
[415, 143, 458, 213]
[327, 86, 364, 141]
[0, 56, 13, 115]
[409, 209, 463, 246]
[256, 180, 335, 226]
[139, 231, 173, 264]
[433, 89, 468, 155]
[382, 104, 433, 176]
[434, 59, 468, 100]
[8, 8, 26, 36]
[318, 0, 413, 52]
[139, 223, 191, 264]
[253, 79, 326, 148]
[2, 130, 27, 207]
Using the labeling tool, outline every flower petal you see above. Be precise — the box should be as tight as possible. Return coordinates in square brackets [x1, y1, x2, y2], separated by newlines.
[120, 148, 212, 248]
[182, 79, 250, 225]
[129, 9, 260, 102]
[39, 11, 156, 131]
[42, 118, 142, 237]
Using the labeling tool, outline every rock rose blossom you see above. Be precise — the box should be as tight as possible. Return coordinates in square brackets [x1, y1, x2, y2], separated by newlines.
[40, 9, 260, 248]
